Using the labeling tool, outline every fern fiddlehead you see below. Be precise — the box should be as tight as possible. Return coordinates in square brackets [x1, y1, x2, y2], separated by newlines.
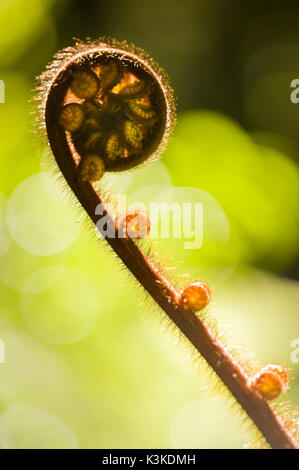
[37, 38, 299, 449]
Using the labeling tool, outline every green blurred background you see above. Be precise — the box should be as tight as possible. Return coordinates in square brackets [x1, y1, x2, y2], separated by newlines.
[0, 0, 299, 449]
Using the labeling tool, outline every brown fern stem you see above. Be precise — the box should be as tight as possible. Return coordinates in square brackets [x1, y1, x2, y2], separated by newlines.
[44, 81, 299, 450]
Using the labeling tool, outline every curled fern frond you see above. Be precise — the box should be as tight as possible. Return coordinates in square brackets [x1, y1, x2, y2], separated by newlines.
[38, 37, 176, 175]
[35, 37, 299, 449]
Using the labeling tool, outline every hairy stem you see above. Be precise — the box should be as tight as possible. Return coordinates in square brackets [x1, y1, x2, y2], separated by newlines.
[45, 78, 298, 451]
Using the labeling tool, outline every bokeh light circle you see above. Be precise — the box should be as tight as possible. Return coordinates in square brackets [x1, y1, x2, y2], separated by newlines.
[0, 193, 12, 258]
[20, 266, 100, 344]
[0, 404, 78, 449]
[7, 173, 80, 256]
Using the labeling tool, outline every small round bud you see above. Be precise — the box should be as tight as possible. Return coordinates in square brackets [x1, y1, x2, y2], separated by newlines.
[101, 61, 123, 91]
[84, 131, 104, 153]
[78, 154, 105, 182]
[250, 365, 289, 401]
[127, 100, 157, 124]
[179, 281, 212, 312]
[118, 79, 149, 99]
[123, 120, 143, 150]
[59, 103, 85, 132]
[106, 132, 124, 161]
[71, 70, 100, 99]
[118, 211, 150, 239]
[81, 117, 101, 133]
